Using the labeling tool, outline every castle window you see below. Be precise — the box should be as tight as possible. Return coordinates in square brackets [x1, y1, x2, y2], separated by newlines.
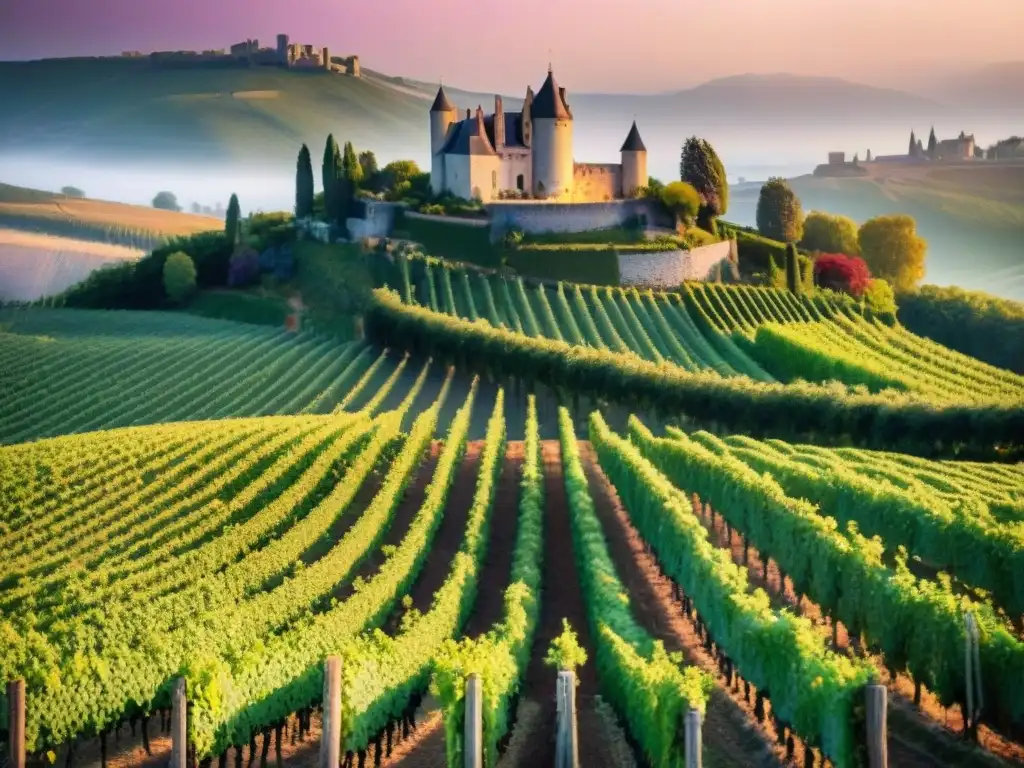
[516, 174, 524, 191]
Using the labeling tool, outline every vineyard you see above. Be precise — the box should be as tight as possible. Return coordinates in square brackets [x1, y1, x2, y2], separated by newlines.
[377, 254, 1024, 406]
[1, 243, 1023, 768]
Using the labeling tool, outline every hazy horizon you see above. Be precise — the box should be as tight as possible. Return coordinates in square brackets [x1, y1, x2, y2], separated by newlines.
[2, 0, 1023, 94]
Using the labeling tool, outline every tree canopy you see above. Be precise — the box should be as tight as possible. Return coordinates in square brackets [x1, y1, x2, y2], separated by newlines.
[858, 214, 927, 291]
[295, 144, 315, 219]
[225, 194, 241, 246]
[755, 177, 804, 243]
[800, 211, 860, 256]
[679, 136, 729, 224]
[60, 186, 85, 198]
[322, 135, 345, 223]
[342, 141, 363, 187]
[152, 191, 181, 212]
[162, 251, 197, 304]
[814, 253, 871, 297]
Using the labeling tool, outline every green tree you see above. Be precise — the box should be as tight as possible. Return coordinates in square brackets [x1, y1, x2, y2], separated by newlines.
[660, 181, 701, 227]
[295, 144, 315, 218]
[756, 177, 804, 243]
[858, 215, 927, 291]
[322, 134, 343, 223]
[784, 243, 801, 295]
[927, 126, 937, 157]
[908, 129, 917, 156]
[152, 191, 181, 212]
[358, 150, 379, 187]
[163, 251, 197, 304]
[61, 186, 85, 198]
[342, 141, 363, 186]
[679, 136, 729, 229]
[225, 194, 241, 246]
[800, 210, 860, 255]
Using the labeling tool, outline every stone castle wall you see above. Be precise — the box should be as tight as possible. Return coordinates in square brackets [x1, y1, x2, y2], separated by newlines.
[572, 163, 622, 202]
[485, 199, 669, 240]
[618, 240, 734, 288]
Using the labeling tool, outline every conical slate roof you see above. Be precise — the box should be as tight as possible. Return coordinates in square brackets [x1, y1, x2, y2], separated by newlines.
[430, 85, 455, 112]
[531, 70, 571, 119]
[620, 120, 646, 152]
[441, 106, 497, 156]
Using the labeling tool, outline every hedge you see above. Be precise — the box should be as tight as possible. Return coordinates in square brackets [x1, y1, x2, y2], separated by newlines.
[56, 230, 232, 309]
[365, 288, 1024, 456]
[896, 285, 1024, 374]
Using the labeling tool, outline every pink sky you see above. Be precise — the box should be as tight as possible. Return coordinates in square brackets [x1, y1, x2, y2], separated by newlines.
[2, 0, 1021, 92]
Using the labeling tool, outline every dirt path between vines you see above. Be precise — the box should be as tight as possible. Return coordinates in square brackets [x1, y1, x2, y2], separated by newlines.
[577, 442, 783, 768]
[383, 442, 527, 767]
[499, 440, 618, 768]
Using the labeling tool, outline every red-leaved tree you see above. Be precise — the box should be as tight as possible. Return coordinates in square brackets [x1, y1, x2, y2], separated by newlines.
[814, 253, 871, 297]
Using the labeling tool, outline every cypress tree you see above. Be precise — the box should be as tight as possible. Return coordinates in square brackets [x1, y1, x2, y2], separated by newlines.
[927, 127, 937, 157]
[785, 243, 801, 295]
[756, 177, 804, 243]
[322, 134, 342, 223]
[295, 144, 314, 219]
[908, 130, 917, 156]
[342, 141, 363, 187]
[225, 194, 241, 246]
[680, 136, 729, 231]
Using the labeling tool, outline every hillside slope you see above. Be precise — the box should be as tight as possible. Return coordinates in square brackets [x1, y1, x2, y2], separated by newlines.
[0, 59, 428, 166]
[729, 163, 1024, 299]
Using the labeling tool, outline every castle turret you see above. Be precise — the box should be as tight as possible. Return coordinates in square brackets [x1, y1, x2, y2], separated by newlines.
[530, 69, 573, 200]
[277, 34, 289, 65]
[619, 120, 647, 198]
[322, 47, 331, 71]
[429, 85, 457, 195]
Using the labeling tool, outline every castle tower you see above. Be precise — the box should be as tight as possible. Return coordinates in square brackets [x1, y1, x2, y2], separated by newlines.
[322, 47, 331, 71]
[429, 85, 457, 195]
[276, 34, 289, 65]
[530, 68, 573, 200]
[619, 120, 647, 198]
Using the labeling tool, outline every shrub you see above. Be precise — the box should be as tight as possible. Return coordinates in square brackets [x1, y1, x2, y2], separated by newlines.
[60, 186, 85, 198]
[801, 211, 860, 255]
[502, 228, 525, 248]
[227, 246, 260, 287]
[863, 278, 896, 318]
[660, 181, 701, 226]
[163, 251, 197, 304]
[814, 253, 871, 297]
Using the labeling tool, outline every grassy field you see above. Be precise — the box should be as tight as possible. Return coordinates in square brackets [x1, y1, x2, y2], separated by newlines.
[0, 228, 142, 302]
[0, 182, 222, 242]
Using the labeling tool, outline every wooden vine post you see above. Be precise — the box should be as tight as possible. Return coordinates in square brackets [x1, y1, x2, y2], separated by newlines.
[554, 671, 578, 768]
[169, 678, 187, 768]
[320, 656, 342, 768]
[684, 709, 702, 768]
[7, 679, 26, 768]
[463, 673, 483, 768]
[865, 684, 887, 768]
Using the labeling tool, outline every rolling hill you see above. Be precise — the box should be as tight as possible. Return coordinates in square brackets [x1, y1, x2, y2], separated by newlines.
[728, 161, 1024, 299]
